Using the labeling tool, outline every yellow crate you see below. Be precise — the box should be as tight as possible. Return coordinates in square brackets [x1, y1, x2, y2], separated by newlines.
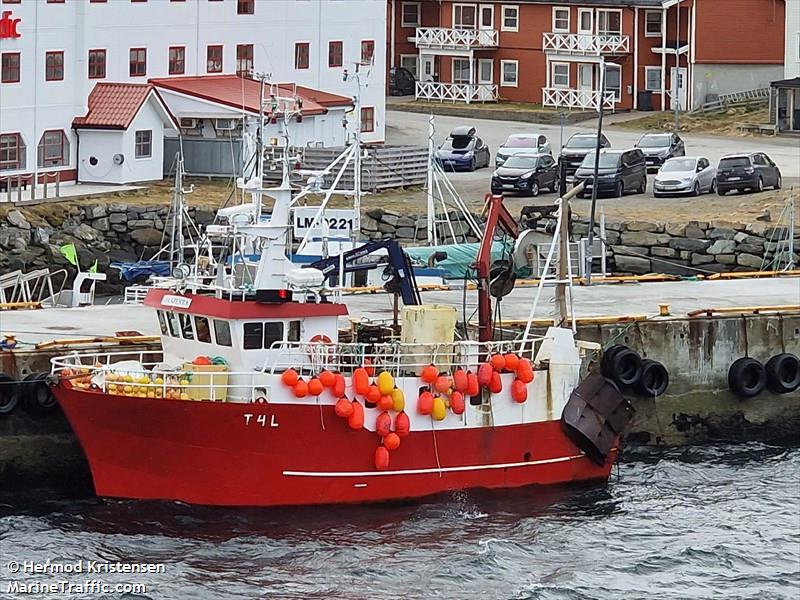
[181, 363, 229, 402]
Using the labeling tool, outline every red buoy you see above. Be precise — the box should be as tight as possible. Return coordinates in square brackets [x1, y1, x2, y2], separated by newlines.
[450, 391, 465, 415]
[490, 354, 506, 371]
[332, 374, 346, 398]
[375, 411, 392, 437]
[511, 379, 528, 403]
[366, 384, 382, 405]
[417, 391, 434, 415]
[453, 369, 468, 393]
[281, 368, 299, 387]
[517, 359, 535, 384]
[334, 396, 354, 418]
[489, 371, 503, 394]
[434, 375, 452, 394]
[353, 368, 370, 396]
[374, 446, 390, 470]
[421, 364, 438, 384]
[318, 370, 336, 388]
[378, 394, 394, 411]
[348, 400, 364, 429]
[394, 411, 411, 437]
[504, 354, 520, 372]
[364, 357, 375, 377]
[307, 378, 324, 397]
[293, 379, 308, 398]
[383, 432, 401, 451]
[466, 371, 480, 397]
[478, 362, 494, 387]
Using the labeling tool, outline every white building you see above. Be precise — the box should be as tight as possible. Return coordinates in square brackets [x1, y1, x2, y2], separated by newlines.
[785, 0, 800, 79]
[0, 0, 386, 187]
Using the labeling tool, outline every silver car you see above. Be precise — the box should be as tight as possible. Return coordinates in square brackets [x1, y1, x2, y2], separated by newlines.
[653, 156, 717, 197]
[495, 133, 551, 167]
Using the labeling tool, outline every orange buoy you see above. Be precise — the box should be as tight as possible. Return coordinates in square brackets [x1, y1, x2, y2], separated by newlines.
[421, 364, 438, 384]
[383, 432, 401, 451]
[374, 446, 390, 470]
[293, 379, 308, 398]
[394, 411, 411, 437]
[376, 411, 392, 437]
[517, 359, 535, 384]
[504, 353, 520, 372]
[353, 368, 370, 396]
[450, 391, 465, 415]
[307, 378, 324, 397]
[348, 400, 365, 429]
[364, 357, 375, 377]
[378, 394, 394, 411]
[434, 375, 452, 394]
[466, 371, 480, 397]
[490, 354, 506, 371]
[318, 370, 336, 388]
[489, 371, 503, 394]
[332, 374, 346, 398]
[453, 369, 468, 393]
[334, 396, 354, 418]
[417, 391, 434, 415]
[366, 384, 382, 405]
[477, 362, 494, 387]
[511, 379, 528, 403]
[281, 368, 299, 387]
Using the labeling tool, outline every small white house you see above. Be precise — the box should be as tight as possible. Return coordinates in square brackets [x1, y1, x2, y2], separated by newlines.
[73, 83, 177, 185]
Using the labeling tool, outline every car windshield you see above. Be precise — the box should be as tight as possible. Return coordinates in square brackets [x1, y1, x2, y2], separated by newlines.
[638, 134, 672, 148]
[504, 136, 538, 148]
[565, 136, 597, 149]
[580, 152, 620, 169]
[719, 157, 750, 168]
[443, 136, 473, 150]
[504, 156, 538, 169]
[662, 159, 697, 172]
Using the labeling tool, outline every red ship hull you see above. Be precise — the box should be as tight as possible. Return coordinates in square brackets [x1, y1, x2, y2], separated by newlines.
[55, 386, 615, 507]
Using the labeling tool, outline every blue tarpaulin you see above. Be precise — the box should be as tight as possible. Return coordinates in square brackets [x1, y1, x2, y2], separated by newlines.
[110, 260, 172, 282]
[404, 242, 512, 280]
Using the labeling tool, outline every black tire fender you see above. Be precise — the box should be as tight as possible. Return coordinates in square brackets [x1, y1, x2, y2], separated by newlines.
[0, 373, 19, 416]
[765, 353, 800, 394]
[21, 372, 59, 415]
[609, 347, 642, 387]
[728, 357, 767, 398]
[601, 344, 628, 378]
[634, 360, 669, 397]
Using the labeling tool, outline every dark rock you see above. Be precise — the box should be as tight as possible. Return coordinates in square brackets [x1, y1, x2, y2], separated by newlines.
[85, 205, 107, 220]
[736, 243, 764, 254]
[691, 253, 714, 265]
[93, 217, 110, 232]
[6, 209, 30, 230]
[707, 240, 736, 254]
[625, 221, 663, 233]
[708, 228, 736, 240]
[651, 247, 679, 258]
[130, 228, 164, 246]
[621, 231, 671, 246]
[651, 258, 694, 276]
[669, 238, 711, 252]
[395, 227, 415, 239]
[716, 254, 737, 265]
[613, 255, 651, 274]
[737, 253, 763, 268]
[377, 222, 396, 234]
[611, 245, 649, 257]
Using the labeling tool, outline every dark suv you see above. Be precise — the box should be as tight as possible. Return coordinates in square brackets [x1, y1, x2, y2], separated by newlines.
[573, 148, 647, 198]
[636, 132, 685, 172]
[717, 153, 782, 195]
[558, 133, 611, 180]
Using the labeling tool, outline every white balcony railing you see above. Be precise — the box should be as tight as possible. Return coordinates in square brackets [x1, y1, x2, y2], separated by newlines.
[543, 32, 630, 55]
[416, 81, 498, 104]
[542, 87, 616, 111]
[415, 27, 499, 50]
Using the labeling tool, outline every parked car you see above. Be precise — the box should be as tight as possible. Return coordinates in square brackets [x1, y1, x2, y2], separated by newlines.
[653, 157, 716, 197]
[495, 133, 552, 167]
[573, 148, 647, 198]
[635, 132, 685, 172]
[490, 153, 559, 197]
[434, 126, 491, 171]
[389, 66, 416, 96]
[717, 152, 782, 195]
[558, 133, 611, 180]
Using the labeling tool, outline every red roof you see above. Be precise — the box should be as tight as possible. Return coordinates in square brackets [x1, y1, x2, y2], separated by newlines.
[73, 83, 161, 130]
[149, 75, 353, 117]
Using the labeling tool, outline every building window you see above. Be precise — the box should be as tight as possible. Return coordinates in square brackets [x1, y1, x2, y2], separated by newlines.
[361, 107, 375, 133]
[361, 40, 374, 65]
[328, 41, 343, 68]
[645, 11, 663, 37]
[45, 51, 64, 81]
[237, 0, 254, 14]
[645, 67, 661, 92]
[1, 52, 20, 84]
[551, 62, 569, 88]
[129, 48, 146, 77]
[454, 4, 476, 29]
[399, 54, 418, 78]
[37, 130, 69, 168]
[452, 58, 471, 84]
[501, 5, 518, 32]
[169, 46, 185, 75]
[552, 7, 570, 32]
[401, 2, 420, 27]
[295, 42, 309, 69]
[597, 9, 622, 36]
[605, 65, 621, 100]
[207, 45, 223, 73]
[236, 44, 253, 77]
[88, 49, 106, 79]
[0, 134, 25, 171]
[135, 130, 152, 159]
[500, 59, 517, 87]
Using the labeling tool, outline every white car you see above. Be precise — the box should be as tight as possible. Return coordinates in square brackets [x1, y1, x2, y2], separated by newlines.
[653, 156, 717, 197]
[495, 133, 551, 167]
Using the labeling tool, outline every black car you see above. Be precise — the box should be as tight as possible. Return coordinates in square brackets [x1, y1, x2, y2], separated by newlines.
[573, 148, 647, 198]
[635, 132, 685, 172]
[490, 153, 558, 197]
[558, 133, 611, 180]
[717, 152, 782, 195]
[389, 66, 415, 96]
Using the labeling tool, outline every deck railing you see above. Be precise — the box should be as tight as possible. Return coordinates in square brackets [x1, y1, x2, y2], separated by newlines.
[542, 87, 616, 111]
[543, 32, 630, 55]
[415, 81, 498, 104]
[415, 27, 498, 50]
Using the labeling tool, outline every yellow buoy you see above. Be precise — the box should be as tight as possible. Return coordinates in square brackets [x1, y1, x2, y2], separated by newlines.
[377, 371, 395, 396]
[432, 396, 447, 421]
[391, 387, 405, 412]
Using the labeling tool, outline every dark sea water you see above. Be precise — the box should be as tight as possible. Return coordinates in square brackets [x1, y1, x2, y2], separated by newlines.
[1, 444, 798, 600]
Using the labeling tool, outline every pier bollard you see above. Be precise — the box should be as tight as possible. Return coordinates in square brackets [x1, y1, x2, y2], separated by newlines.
[659, 303, 670, 316]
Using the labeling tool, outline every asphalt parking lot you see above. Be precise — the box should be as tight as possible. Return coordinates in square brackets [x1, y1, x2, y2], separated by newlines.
[384, 109, 800, 211]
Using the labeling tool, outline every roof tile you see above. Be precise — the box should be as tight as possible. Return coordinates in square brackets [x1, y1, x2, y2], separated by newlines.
[73, 83, 154, 130]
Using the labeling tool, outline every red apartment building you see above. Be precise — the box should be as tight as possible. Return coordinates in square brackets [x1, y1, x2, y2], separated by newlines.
[387, 0, 786, 112]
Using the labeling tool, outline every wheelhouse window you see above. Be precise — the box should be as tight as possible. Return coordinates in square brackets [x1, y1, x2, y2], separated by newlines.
[207, 45, 223, 73]
[328, 41, 343, 68]
[243, 322, 285, 349]
[213, 319, 232, 347]
[129, 47, 147, 77]
[179, 313, 194, 340]
[45, 51, 64, 81]
[37, 130, 69, 168]
[88, 49, 106, 79]
[264, 323, 283, 349]
[1, 52, 20, 83]
[295, 42, 309, 69]
[236, 44, 253, 77]
[360, 40, 374, 65]
[157, 311, 169, 336]
[194, 316, 212, 343]
[0, 133, 25, 171]
[135, 130, 152, 159]
[288, 321, 300, 342]
[166, 311, 180, 337]
[169, 46, 185, 75]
